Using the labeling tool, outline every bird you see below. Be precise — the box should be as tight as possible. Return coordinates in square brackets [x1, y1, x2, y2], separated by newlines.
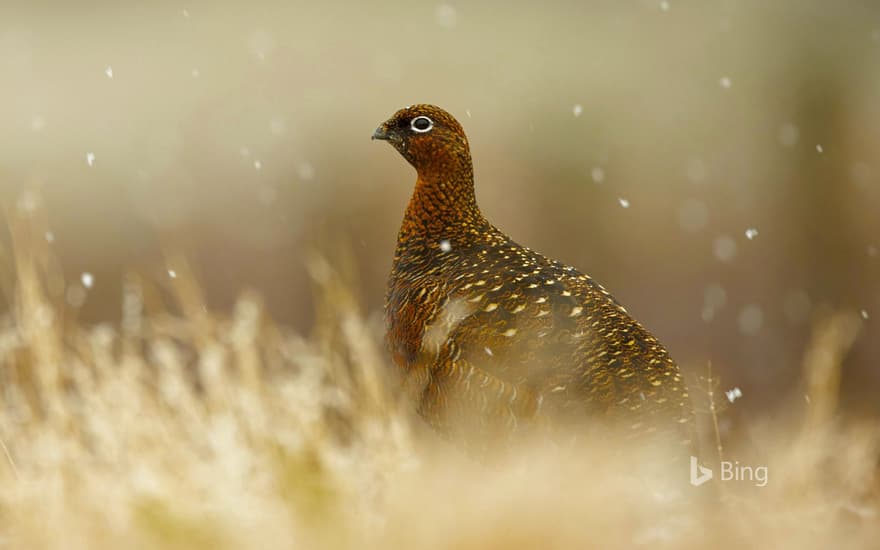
[373, 104, 695, 453]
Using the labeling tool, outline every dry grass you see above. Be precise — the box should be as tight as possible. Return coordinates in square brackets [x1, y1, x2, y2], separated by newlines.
[0, 199, 877, 550]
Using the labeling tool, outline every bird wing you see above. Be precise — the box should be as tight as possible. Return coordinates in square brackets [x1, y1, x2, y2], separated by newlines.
[434, 237, 694, 435]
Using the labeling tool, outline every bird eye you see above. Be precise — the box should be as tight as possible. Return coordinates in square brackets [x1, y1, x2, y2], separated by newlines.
[410, 116, 434, 133]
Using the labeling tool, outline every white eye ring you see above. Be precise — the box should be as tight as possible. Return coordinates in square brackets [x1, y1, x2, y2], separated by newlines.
[410, 116, 434, 133]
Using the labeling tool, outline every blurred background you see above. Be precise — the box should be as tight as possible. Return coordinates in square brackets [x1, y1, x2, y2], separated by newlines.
[1, 0, 878, 420]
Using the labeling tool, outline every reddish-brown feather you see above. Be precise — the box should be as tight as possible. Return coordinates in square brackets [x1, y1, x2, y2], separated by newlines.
[376, 104, 695, 452]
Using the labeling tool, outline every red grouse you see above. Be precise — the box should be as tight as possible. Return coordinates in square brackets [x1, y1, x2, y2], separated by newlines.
[374, 104, 694, 451]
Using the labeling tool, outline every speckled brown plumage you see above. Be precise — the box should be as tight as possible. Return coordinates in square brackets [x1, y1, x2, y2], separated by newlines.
[374, 105, 695, 451]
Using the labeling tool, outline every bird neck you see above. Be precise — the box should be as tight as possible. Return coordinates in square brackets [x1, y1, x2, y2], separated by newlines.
[401, 164, 485, 240]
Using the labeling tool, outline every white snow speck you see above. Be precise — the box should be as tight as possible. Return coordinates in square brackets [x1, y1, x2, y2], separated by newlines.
[239, 146, 251, 157]
[182, 8, 190, 17]
[572, 104, 583, 117]
[816, 144, 824, 153]
[618, 197, 630, 209]
[719, 76, 731, 89]
[105, 66, 113, 79]
[591, 167, 605, 183]
[712, 235, 737, 262]
[659, 0, 670, 12]
[745, 228, 759, 240]
[465, 109, 472, 118]
[484, 347, 493, 356]
[868, 245, 878, 257]
[738, 304, 764, 335]
[45, 231, 55, 243]
[725, 387, 743, 403]
[435, 4, 457, 28]
[168, 270, 177, 279]
[191, 68, 200, 78]
[254, 160, 262, 170]
[677, 199, 709, 233]
[862, 309, 870, 320]
[81, 272, 94, 289]
[86, 152, 96, 167]
[439, 240, 452, 253]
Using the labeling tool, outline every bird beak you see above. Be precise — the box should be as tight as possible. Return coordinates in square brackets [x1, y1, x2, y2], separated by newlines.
[372, 125, 390, 141]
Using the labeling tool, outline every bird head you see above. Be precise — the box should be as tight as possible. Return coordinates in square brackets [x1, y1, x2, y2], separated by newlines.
[372, 104, 471, 177]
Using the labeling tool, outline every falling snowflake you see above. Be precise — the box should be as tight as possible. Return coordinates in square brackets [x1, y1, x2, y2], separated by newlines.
[572, 104, 583, 117]
[105, 66, 114, 79]
[45, 231, 55, 243]
[816, 144, 824, 153]
[182, 8, 190, 17]
[484, 347, 493, 356]
[591, 167, 605, 183]
[725, 387, 743, 403]
[254, 160, 262, 171]
[191, 68, 200, 78]
[439, 240, 452, 253]
[719, 76, 731, 89]
[745, 228, 759, 240]
[168, 270, 177, 279]
[862, 309, 870, 320]
[81, 272, 94, 289]
[659, 1, 670, 12]
[86, 152, 96, 167]
[618, 198, 630, 209]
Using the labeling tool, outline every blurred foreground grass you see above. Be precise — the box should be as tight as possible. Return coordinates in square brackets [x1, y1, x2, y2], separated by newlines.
[0, 200, 878, 549]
